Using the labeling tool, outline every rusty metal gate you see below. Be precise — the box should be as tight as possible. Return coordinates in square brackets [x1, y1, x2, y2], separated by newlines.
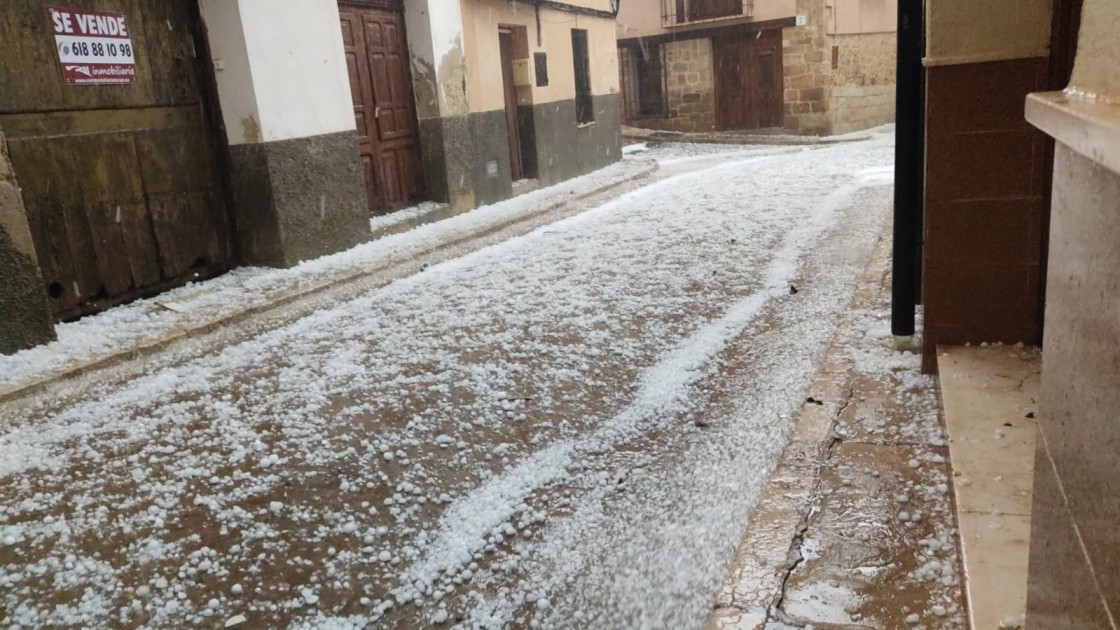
[0, 1, 232, 320]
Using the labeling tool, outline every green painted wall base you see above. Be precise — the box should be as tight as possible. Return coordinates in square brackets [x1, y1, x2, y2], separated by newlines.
[228, 130, 372, 267]
[419, 94, 623, 211]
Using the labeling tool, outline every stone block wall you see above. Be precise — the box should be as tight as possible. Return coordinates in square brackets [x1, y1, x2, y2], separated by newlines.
[830, 32, 897, 135]
[632, 38, 716, 132]
[782, 0, 832, 135]
[623, 2, 896, 137]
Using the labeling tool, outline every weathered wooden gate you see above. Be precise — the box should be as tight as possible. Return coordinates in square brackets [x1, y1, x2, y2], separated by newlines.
[714, 30, 784, 131]
[0, 1, 232, 320]
[339, 1, 424, 215]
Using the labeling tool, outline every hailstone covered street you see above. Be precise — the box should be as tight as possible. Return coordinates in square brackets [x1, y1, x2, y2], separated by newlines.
[0, 130, 905, 628]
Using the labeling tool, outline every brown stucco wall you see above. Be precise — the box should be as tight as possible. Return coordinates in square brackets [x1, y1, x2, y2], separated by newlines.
[829, 31, 896, 135]
[0, 129, 56, 354]
[921, 59, 1051, 372]
[830, 0, 896, 35]
[925, 0, 1051, 66]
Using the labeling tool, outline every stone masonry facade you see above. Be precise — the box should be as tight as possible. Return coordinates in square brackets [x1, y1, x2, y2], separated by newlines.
[781, 0, 896, 136]
[633, 38, 716, 133]
[621, 0, 895, 136]
[782, 0, 832, 134]
[830, 32, 897, 135]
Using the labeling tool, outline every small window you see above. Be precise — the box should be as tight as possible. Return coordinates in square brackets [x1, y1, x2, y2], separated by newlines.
[534, 52, 549, 87]
[571, 29, 593, 124]
[665, 0, 744, 23]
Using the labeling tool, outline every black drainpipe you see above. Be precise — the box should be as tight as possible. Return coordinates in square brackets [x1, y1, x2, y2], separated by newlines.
[892, 0, 925, 337]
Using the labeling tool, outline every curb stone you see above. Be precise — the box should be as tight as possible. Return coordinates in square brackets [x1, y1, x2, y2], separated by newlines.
[622, 126, 870, 147]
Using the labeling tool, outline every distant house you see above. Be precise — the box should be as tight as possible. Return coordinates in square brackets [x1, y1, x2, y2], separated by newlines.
[615, 0, 896, 135]
[349, 0, 624, 214]
[0, 0, 622, 353]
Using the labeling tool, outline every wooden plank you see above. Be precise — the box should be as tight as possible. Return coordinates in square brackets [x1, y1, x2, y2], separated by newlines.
[0, 0, 65, 113]
[6, 137, 92, 314]
[2, 0, 232, 318]
[715, 32, 785, 131]
[0, 106, 192, 140]
[345, 3, 424, 211]
[132, 117, 210, 193]
[129, 0, 200, 106]
[144, 190, 227, 279]
[134, 124, 230, 277]
[499, 30, 524, 181]
[56, 146, 102, 310]
[117, 196, 162, 289]
[340, 5, 382, 213]
[73, 132, 162, 297]
[71, 134, 138, 299]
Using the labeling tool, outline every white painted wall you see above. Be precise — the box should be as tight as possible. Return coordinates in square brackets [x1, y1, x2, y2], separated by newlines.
[404, 0, 469, 118]
[197, 0, 259, 145]
[199, 0, 355, 145]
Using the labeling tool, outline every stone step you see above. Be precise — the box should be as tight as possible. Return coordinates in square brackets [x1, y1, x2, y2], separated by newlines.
[938, 345, 1041, 630]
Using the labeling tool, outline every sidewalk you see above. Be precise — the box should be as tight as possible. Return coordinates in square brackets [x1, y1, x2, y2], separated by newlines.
[0, 158, 656, 402]
[708, 227, 969, 629]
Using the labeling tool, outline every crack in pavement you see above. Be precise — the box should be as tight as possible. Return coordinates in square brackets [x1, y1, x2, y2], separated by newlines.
[768, 384, 858, 627]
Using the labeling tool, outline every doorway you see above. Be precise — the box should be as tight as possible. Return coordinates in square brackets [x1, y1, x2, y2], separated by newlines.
[714, 30, 784, 131]
[0, 0, 232, 320]
[499, 28, 524, 181]
[339, 2, 424, 214]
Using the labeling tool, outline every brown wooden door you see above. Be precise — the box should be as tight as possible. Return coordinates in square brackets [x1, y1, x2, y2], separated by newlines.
[499, 30, 524, 182]
[754, 48, 783, 128]
[714, 36, 750, 130]
[339, 3, 423, 215]
[714, 31, 783, 131]
[0, 0, 232, 320]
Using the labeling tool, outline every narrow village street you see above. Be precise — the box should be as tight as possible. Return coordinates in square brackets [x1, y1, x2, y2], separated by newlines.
[1, 130, 898, 629]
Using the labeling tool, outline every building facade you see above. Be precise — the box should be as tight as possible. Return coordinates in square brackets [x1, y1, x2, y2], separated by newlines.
[0, 0, 621, 354]
[615, 0, 896, 135]
[410, 0, 623, 210]
[918, 0, 1118, 624]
